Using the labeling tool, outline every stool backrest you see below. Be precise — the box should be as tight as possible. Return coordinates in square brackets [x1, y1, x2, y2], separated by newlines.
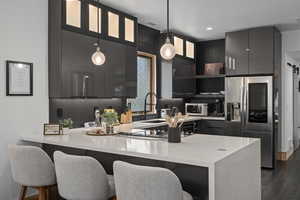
[54, 151, 109, 200]
[113, 161, 183, 200]
[8, 145, 56, 187]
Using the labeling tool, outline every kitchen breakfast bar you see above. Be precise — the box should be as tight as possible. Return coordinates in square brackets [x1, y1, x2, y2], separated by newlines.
[21, 130, 261, 200]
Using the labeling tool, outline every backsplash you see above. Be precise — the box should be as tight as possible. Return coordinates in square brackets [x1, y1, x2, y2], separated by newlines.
[49, 98, 123, 128]
[49, 98, 186, 128]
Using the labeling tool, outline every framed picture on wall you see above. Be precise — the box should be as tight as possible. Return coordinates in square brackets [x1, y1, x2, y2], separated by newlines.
[43, 124, 63, 136]
[6, 60, 33, 96]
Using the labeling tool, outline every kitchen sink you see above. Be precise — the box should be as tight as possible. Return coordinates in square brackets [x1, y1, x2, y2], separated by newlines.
[141, 119, 166, 124]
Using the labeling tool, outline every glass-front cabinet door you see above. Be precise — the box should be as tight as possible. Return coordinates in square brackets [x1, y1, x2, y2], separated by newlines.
[125, 18, 135, 43]
[65, 0, 82, 28]
[108, 11, 120, 39]
[88, 4, 101, 33]
[186, 41, 195, 59]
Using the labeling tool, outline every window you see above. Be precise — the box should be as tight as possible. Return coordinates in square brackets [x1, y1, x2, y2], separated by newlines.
[108, 12, 119, 38]
[66, 0, 81, 28]
[125, 18, 135, 42]
[186, 41, 195, 59]
[127, 53, 156, 113]
[89, 4, 101, 33]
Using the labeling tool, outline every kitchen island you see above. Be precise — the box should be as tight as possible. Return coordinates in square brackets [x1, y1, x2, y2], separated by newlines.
[21, 131, 260, 200]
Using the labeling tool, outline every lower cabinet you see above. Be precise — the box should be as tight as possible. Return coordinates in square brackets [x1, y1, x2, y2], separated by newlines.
[196, 120, 225, 135]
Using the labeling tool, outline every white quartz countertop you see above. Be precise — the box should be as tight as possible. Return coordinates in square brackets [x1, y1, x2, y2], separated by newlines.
[21, 131, 258, 168]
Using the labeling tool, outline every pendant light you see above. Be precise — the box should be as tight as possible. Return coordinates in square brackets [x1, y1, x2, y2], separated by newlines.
[91, 2, 106, 66]
[160, 0, 176, 60]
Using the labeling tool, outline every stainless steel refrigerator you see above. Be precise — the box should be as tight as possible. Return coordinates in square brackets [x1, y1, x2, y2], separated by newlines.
[225, 76, 275, 168]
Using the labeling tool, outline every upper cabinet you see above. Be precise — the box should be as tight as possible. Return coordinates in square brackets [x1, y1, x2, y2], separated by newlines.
[49, 0, 138, 98]
[225, 30, 249, 76]
[225, 26, 281, 76]
[248, 27, 274, 75]
[62, 0, 137, 46]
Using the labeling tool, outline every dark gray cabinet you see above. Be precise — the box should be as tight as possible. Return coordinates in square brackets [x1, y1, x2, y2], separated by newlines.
[50, 30, 137, 98]
[196, 120, 225, 135]
[225, 31, 249, 76]
[125, 45, 138, 97]
[225, 27, 280, 76]
[173, 57, 196, 97]
[249, 27, 274, 75]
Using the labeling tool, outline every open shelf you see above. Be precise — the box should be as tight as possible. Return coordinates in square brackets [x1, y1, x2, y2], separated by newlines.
[194, 74, 225, 79]
[193, 94, 225, 98]
[174, 74, 225, 80]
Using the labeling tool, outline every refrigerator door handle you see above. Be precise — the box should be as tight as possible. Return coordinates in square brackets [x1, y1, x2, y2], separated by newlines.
[243, 78, 249, 127]
[240, 82, 244, 125]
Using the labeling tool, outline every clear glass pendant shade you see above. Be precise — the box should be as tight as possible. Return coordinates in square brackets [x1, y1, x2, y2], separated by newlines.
[91, 46, 106, 66]
[160, 37, 176, 60]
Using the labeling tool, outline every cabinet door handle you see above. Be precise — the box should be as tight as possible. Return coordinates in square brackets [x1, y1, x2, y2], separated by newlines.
[245, 48, 251, 52]
[232, 58, 236, 70]
[225, 56, 229, 69]
[228, 56, 232, 69]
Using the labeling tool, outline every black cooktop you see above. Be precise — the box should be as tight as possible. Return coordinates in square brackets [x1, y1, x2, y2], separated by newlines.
[119, 129, 193, 139]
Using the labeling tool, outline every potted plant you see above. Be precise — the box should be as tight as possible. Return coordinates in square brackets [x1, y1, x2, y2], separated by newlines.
[101, 110, 119, 134]
[59, 118, 74, 134]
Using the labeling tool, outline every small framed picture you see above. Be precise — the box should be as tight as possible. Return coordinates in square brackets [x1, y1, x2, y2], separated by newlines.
[6, 60, 33, 96]
[43, 124, 63, 136]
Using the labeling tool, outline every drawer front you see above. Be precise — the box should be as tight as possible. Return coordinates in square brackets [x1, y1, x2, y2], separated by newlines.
[197, 120, 225, 135]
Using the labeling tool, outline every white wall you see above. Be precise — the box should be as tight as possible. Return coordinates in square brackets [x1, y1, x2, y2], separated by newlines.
[161, 60, 173, 98]
[0, 0, 48, 199]
[281, 30, 300, 154]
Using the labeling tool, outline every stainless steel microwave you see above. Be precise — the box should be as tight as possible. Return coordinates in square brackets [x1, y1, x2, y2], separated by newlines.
[185, 103, 208, 116]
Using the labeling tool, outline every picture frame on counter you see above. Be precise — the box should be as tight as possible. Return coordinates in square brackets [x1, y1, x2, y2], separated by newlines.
[6, 60, 33, 96]
[43, 124, 63, 136]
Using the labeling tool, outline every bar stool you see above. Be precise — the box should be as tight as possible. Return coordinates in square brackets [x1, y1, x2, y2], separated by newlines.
[113, 161, 193, 200]
[54, 151, 116, 200]
[8, 145, 56, 200]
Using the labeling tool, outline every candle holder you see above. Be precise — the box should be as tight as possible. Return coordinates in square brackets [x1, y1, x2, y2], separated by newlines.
[168, 127, 181, 143]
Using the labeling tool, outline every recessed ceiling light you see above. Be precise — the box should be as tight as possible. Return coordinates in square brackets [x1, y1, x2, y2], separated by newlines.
[206, 27, 213, 31]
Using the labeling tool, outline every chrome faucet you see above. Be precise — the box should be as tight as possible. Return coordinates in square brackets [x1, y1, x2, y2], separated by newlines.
[95, 108, 101, 127]
[144, 92, 159, 120]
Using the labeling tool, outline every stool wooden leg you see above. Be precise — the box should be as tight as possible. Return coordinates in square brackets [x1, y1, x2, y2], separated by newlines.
[19, 186, 27, 200]
[45, 187, 50, 200]
[38, 187, 47, 200]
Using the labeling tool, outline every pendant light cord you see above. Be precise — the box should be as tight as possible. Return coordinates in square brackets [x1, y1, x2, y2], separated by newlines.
[97, 0, 100, 45]
[167, 0, 170, 36]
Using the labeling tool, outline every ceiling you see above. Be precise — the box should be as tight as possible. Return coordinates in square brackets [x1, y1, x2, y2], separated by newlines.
[99, 0, 300, 41]
[288, 51, 300, 63]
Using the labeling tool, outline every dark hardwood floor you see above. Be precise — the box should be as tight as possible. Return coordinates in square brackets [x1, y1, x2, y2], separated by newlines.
[262, 150, 300, 200]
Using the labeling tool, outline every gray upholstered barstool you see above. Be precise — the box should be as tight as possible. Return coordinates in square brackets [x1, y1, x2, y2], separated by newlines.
[8, 145, 56, 200]
[54, 151, 116, 200]
[113, 161, 193, 200]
